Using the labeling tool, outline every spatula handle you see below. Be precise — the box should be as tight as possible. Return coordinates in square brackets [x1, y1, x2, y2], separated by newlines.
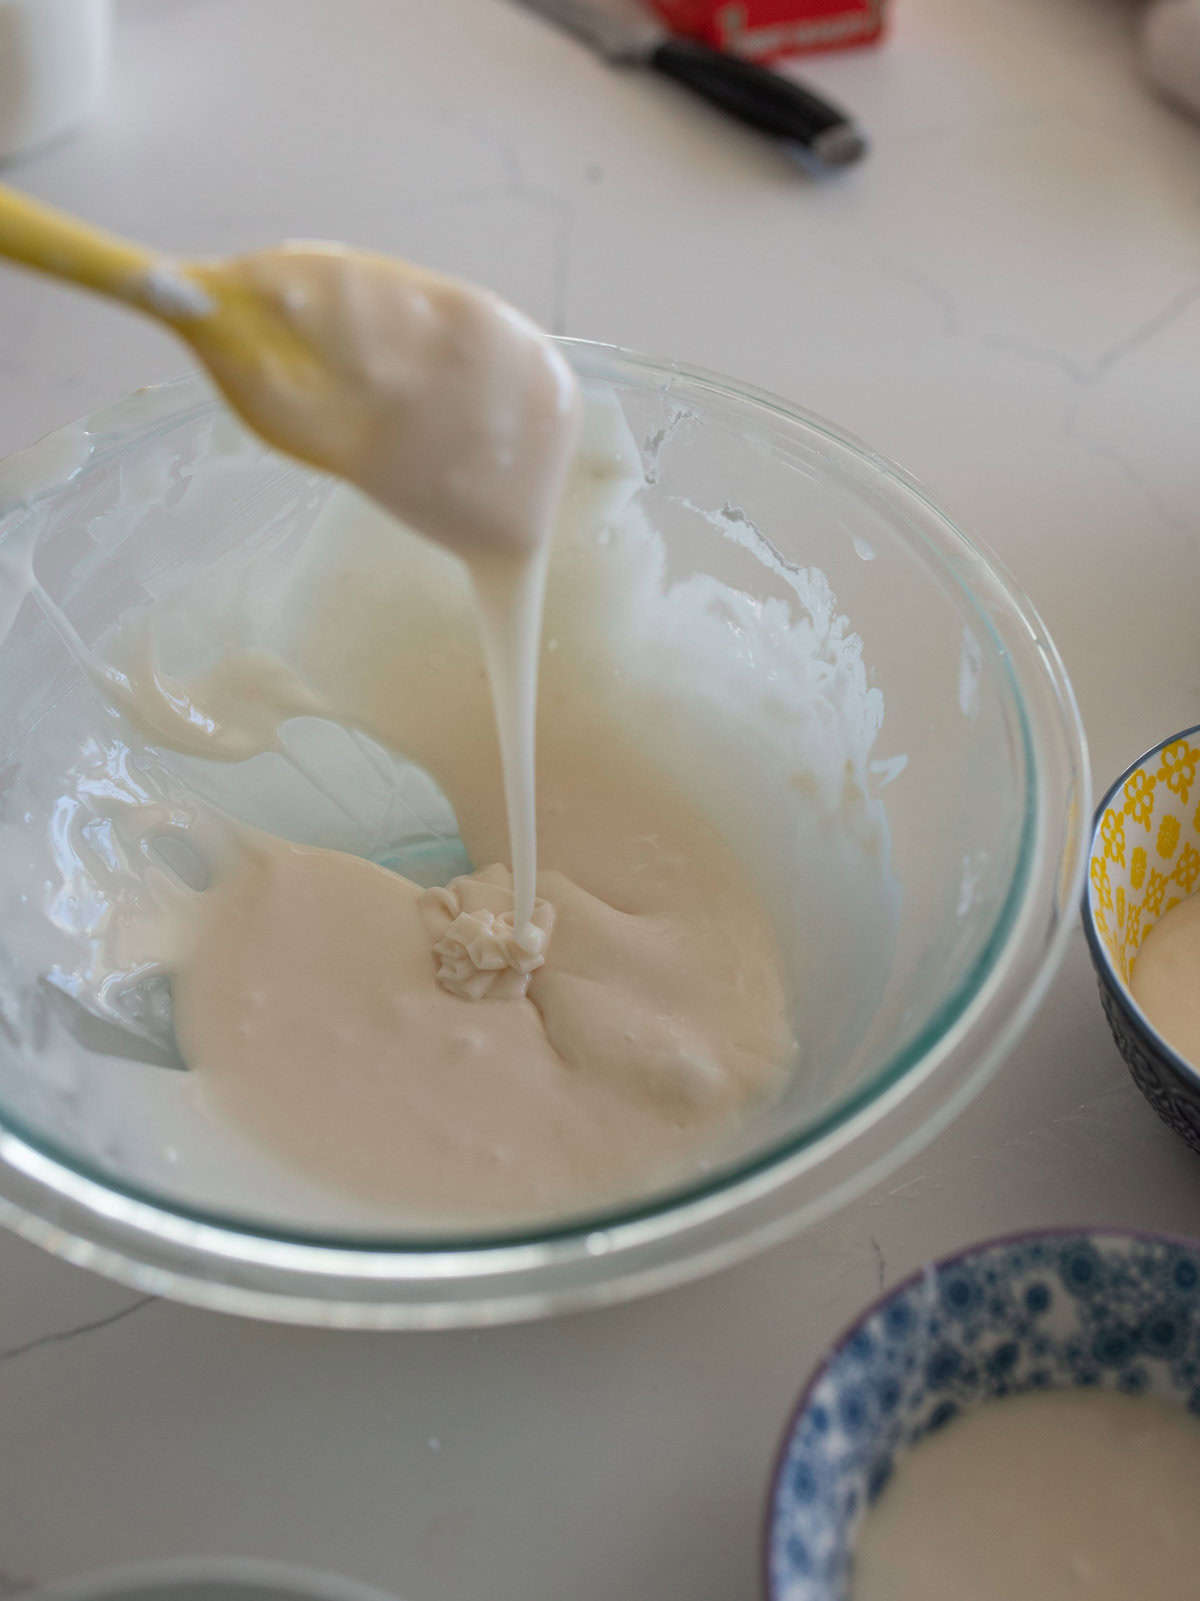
[0, 182, 160, 306]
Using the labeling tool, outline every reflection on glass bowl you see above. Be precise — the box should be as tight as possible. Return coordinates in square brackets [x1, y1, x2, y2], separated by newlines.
[0, 344, 1088, 1325]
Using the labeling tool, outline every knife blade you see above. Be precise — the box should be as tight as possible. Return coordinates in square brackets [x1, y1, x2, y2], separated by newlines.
[510, 0, 867, 167]
[515, 0, 667, 59]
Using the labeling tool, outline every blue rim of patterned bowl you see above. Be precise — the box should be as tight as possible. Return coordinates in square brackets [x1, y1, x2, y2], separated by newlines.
[762, 1224, 1200, 1601]
[1082, 722, 1200, 1092]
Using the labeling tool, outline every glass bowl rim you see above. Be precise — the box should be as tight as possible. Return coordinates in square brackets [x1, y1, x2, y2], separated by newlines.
[37, 1556, 402, 1601]
[0, 340, 1090, 1314]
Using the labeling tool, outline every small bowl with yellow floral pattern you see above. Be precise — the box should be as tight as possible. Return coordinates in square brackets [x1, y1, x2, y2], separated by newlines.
[1084, 724, 1200, 1149]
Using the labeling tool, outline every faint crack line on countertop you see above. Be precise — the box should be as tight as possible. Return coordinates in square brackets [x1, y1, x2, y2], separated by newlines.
[503, 179, 576, 338]
[983, 333, 1084, 382]
[869, 254, 962, 338]
[880, 1171, 938, 1202]
[1078, 437, 1193, 538]
[984, 274, 1200, 388]
[1089, 275, 1200, 382]
[475, 122, 575, 335]
[870, 1236, 886, 1291]
[0, 1293, 156, 1366]
[548, 199, 575, 338]
[995, 1084, 1147, 1158]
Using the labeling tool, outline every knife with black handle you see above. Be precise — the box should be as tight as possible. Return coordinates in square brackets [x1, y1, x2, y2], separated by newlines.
[513, 0, 867, 167]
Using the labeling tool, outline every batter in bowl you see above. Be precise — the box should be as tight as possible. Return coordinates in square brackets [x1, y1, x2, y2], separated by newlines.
[1132, 895, 1200, 1068]
[853, 1389, 1200, 1601]
[89, 442, 799, 1219]
[7, 254, 891, 1224]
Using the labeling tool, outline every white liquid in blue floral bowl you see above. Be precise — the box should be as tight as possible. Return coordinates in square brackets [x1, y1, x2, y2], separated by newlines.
[853, 1387, 1200, 1600]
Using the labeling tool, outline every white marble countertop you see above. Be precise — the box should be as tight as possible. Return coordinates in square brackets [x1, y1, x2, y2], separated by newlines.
[2, 0, 1200, 1595]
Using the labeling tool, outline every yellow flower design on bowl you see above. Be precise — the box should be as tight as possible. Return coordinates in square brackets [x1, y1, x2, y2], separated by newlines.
[1158, 739, 1198, 805]
[1088, 730, 1200, 988]
[1084, 725, 1200, 1155]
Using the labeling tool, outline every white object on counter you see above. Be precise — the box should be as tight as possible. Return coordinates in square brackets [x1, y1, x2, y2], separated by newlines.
[1143, 0, 1200, 122]
[0, 0, 110, 163]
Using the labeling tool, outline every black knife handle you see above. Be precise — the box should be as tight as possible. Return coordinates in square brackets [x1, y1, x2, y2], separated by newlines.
[648, 37, 866, 165]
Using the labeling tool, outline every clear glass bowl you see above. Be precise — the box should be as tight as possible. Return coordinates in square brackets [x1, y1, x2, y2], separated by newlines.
[41, 1560, 400, 1601]
[0, 344, 1089, 1326]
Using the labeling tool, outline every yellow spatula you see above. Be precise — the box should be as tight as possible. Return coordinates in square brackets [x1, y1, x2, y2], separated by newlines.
[0, 181, 350, 467]
[0, 181, 579, 570]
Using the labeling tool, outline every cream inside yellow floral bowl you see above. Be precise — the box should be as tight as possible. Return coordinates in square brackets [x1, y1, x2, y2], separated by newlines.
[1084, 724, 1200, 1148]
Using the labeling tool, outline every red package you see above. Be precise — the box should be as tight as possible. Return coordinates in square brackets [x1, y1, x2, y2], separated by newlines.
[649, 0, 887, 61]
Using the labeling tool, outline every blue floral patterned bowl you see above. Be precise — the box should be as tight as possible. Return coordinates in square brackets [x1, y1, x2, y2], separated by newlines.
[1083, 725, 1200, 1153]
[765, 1228, 1200, 1601]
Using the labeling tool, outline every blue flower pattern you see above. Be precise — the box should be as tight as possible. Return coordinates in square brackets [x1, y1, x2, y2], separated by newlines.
[768, 1231, 1200, 1601]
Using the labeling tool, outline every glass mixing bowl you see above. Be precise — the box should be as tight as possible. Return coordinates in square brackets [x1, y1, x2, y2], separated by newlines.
[41, 1560, 401, 1601]
[0, 343, 1088, 1326]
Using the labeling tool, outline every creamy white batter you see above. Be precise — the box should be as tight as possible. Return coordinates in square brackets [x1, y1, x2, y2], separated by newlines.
[34, 244, 801, 1219]
[853, 1389, 1200, 1601]
[157, 787, 790, 1218]
[124, 247, 792, 1217]
[1, 334, 894, 1224]
[1132, 893, 1200, 1067]
[93, 474, 799, 1217]
[182, 243, 581, 941]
